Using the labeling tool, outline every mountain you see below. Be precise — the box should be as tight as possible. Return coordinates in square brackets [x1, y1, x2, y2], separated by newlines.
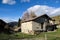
[8, 22, 18, 27]
[0, 19, 7, 32]
[0, 19, 7, 27]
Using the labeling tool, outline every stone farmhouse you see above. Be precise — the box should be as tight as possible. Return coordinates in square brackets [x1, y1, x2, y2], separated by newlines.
[21, 14, 57, 35]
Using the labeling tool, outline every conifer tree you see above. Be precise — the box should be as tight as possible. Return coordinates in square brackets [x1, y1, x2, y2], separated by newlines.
[18, 18, 21, 27]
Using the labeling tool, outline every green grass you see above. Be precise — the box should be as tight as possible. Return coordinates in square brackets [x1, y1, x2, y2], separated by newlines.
[0, 28, 60, 40]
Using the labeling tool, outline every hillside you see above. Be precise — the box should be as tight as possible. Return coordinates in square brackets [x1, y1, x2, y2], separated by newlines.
[52, 15, 60, 24]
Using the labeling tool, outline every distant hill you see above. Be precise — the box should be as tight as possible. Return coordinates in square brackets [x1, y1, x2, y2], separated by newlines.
[0, 19, 7, 32]
[52, 15, 60, 24]
[8, 22, 18, 28]
[0, 19, 7, 27]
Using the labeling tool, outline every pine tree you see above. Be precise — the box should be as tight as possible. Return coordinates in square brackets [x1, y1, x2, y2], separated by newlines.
[18, 18, 21, 27]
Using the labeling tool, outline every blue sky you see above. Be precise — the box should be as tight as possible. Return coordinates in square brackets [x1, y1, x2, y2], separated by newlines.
[0, 0, 60, 22]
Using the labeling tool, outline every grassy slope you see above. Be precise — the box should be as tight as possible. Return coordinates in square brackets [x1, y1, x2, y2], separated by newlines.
[52, 15, 60, 24]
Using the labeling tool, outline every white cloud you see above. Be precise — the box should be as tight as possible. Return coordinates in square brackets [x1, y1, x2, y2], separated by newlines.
[2, 0, 16, 5]
[23, 5, 60, 17]
[50, 8, 60, 16]
[21, 0, 30, 3]
[51, 8, 60, 14]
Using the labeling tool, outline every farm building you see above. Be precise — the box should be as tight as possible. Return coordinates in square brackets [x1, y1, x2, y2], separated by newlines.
[21, 14, 57, 35]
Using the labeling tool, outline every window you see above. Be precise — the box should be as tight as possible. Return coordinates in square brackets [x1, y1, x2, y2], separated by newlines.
[45, 19, 47, 21]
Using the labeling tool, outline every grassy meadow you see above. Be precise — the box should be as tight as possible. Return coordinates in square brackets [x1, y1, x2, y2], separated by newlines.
[0, 28, 60, 40]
